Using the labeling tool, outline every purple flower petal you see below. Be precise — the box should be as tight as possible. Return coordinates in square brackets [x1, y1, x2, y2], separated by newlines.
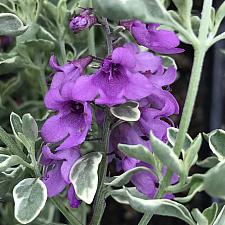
[43, 161, 67, 197]
[67, 185, 81, 208]
[121, 20, 184, 54]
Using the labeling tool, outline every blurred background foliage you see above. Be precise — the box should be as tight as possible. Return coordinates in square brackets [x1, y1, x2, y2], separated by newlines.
[0, 0, 224, 224]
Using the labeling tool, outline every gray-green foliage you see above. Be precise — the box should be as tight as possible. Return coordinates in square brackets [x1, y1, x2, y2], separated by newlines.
[13, 178, 47, 224]
[1, 0, 225, 225]
[70, 152, 102, 204]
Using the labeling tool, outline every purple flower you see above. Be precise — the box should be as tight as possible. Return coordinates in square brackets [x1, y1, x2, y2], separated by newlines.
[41, 56, 93, 150]
[69, 9, 97, 33]
[72, 43, 161, 106]
[110, 123, 178, 199]
[110, 80, 179, 198]
[134, 89, 179, 142]
[41, 145, 81, 208]
[121, 20, 184, 54]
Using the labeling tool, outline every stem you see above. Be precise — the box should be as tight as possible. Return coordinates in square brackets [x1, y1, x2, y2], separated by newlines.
[59, 38, 67, 64]
[39, 68, 48, 98]
[88, 27, 96, 56]
[89, 110, 111, 225]
[173, 0, 212, 156]
[51, 196, 83, 225]
[88, 0, 96, 56]
[101, 17, 113, 54]
[30, 145, 41, 177]
[138, 213, 153, 225]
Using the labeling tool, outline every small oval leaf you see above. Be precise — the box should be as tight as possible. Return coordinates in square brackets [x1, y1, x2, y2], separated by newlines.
[10, 112, 23, 139]
[110, 101, 140, 122]
[22, 113, 39, 142]
[213, 205, 225, 225]
[208, 129, 225, 160]
[70, 152, 102, 204]
[0, 13, 28, 36]
[184, 134, 202, 171]
[167, 127, 193, 151]
[13, 178, 47, 224]
[204, 160, 225, 199]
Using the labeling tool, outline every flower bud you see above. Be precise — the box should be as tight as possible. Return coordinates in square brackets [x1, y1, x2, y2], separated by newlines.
[69, 9, 97, 33]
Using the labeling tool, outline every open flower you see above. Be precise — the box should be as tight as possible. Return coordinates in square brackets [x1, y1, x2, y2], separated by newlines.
[41, 56, 92, 149]
[72, 43, 161, 106]
[121, 20, 184, 54]
[69, 9, 97, 33]
[41, 145, 81, 208]
[134, 89, 179, 142]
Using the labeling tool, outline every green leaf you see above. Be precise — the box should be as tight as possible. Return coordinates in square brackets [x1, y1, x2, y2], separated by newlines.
[118, 144, 156, 167]
[70, 152, 102, 204]
[0, 154, 26, 172]
[172, 0, 193, 22]
[184, 134, 202, 171]
[0, 126, 25, 159]
[208, 129, 225, 160]
[125, 189, 195, 225]
[150, 132, 184, 175]
[167, 127, 193, 151]
[10, 112, 23, 139]
[110, 187, 148, 204]
[0, 13, 28, 36]
[175, 178, 203, 203]
[203, 160, 225, 199]
[203, 203, 218, 225]
[213, 205, 225, 225]
[197, 156, 219, 168]
[0, 166, 24, 198]
[191, 208, 208, 225]
[23, 39, 55, 52]
[105, 166, 156, 187]
[0, 54, 26, 75]
[191, 16, 201, 35]
[110, 101, 140, 122]
[161, 56, 177, 69]
[13, 178, 47, 224]
[215, 1, 225, 33]
[1, 76, 22, 104]
[22, 114, 38, 143]
[0, 172, 11, 197]
[93, 0, 174, 26]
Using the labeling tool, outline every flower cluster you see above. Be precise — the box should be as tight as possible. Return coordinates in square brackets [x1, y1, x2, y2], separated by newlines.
[41, 15, 183, 206]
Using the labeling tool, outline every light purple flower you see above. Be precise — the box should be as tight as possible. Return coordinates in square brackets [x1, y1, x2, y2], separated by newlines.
[41, 145, 81, 208]
[110, 81, 179, 198]
[69, 9, 97, 33]
[72, 43, 161, 106]
[134, 89, 179, 142]
[41, 56, 93, 150]
[121, 20, 184, 54]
